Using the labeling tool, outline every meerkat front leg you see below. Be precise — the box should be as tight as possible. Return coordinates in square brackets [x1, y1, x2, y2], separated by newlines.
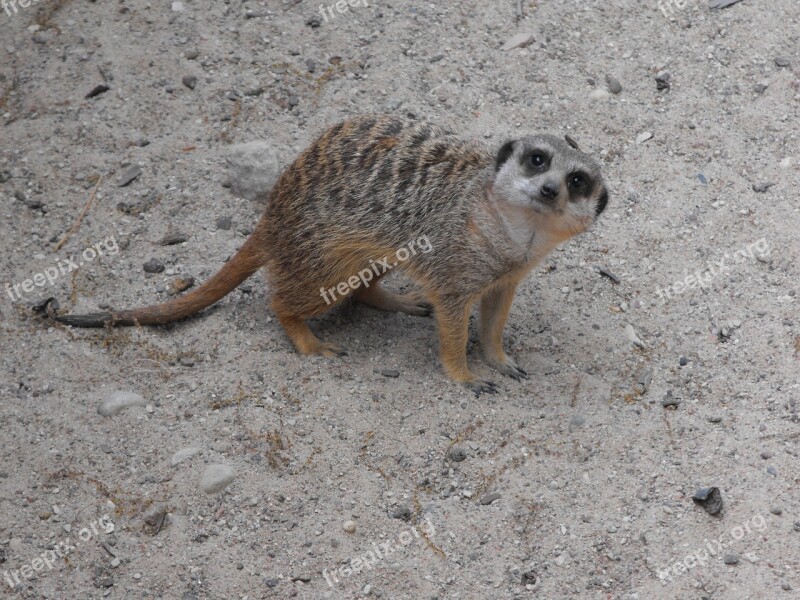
[433, 296, 499, 396]
[479, 279, 529, 381]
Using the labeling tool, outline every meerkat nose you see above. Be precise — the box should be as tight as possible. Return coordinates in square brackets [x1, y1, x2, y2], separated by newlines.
[540, 182, 560, 201]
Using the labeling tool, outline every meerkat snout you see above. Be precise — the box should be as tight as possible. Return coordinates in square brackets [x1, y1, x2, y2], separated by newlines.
[494, 134, 609, 234]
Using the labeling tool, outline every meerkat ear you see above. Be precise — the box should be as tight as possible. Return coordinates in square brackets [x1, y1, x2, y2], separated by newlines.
[495, 140, 515, 171]
[595, 186, 609, 216]
[564, 135, 581, 151]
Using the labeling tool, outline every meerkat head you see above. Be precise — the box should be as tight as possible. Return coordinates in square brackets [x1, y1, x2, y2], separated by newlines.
[492, 134, 608, 238]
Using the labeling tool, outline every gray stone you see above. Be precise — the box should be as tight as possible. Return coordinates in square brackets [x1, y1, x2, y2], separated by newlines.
[143, 258, 165, 273]
[723, 553, 739, 565]
[182, 75, 197, 90]
[502, 33, 535, 51]
[753, 181, 775, 193]
[448, 445, 468, 462]
[117, 165, 142, 187]
[480, 492, 501, 505]
[605, 74, 622, 94]
[98, 391, 146, 417]
[170, 447, 202, 467]
[226, 142, 280, 201]
[200, 464, 235, 494]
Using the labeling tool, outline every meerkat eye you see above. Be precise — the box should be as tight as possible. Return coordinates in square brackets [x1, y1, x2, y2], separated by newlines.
[568, 172, 589, 193]
[529, 151, 547, 168]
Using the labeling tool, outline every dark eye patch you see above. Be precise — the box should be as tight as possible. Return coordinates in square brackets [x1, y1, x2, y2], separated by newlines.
[567, 171, 591, 196]
[523, 149, 550, 172]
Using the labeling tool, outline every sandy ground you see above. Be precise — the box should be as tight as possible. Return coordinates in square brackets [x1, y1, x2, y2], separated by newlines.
[1, 0, 799, 599]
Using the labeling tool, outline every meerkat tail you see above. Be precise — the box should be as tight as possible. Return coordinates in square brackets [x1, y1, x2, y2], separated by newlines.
[55, 225, 268, 328]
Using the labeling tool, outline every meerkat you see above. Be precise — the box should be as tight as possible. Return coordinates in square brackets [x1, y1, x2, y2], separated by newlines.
[56, 115, 608, 394]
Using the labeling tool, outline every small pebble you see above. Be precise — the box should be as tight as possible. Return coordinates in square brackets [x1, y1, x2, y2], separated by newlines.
[200, 464, 236, 494]
[343, 520, 356, 534]
[182, 75, 197, 90]
[774, 57, 790, 67]
[502, 32, 535, 51]
[169, 276, 195, 294]
[143, 258, 165, 273]
[448, 445, 468, 462]
[170, 447, 202, 467]
[479, 492, 501, 506]
[753, 181, 775, 193]
[605, 73, 622, 94]
[770, 507, 782, 515]
[161, 233, 188, 246]
[636, 132, 653, 145]
[662, 391, 681, 408]
[98, 391, 146, 417]
[117, 165, 142, 187]
[723, 553, 739, 565]
[679, 356, 689, 366]
[390, 506, 412, 521]
[624, 324, 645, 348]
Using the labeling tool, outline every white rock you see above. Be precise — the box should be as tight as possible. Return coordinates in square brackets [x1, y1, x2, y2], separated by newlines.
[589, 88, 610, 101]
[200, 464, 235, 494]
[226, 142, 280, 201]
[636, 131, 653, 145]
[171, 2, 184, 11]
[502, 33, 535, 51]
[343, 520, 357, 533]
[170, 447, 203, 467]
[625, 324, 645, 349]
[98, 391, 146, 417]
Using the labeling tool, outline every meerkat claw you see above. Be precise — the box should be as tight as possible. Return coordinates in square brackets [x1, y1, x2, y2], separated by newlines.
[465, 379, 499, 397]
[504, 365, 529, 381]
[418, 302, 434, 317]
[319, 342, 348, 358]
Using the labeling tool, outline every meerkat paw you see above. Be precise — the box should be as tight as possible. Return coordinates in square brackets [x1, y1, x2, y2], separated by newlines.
[313, 341, 348, 359]
[487, 356, 529, 381]
[463, 378, 500, 397]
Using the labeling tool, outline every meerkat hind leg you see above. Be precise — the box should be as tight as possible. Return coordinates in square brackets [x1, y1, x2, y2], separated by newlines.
[356, 283, 432, 317]
[479, 280, 529, 381]
[273, 305, 347, 358]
